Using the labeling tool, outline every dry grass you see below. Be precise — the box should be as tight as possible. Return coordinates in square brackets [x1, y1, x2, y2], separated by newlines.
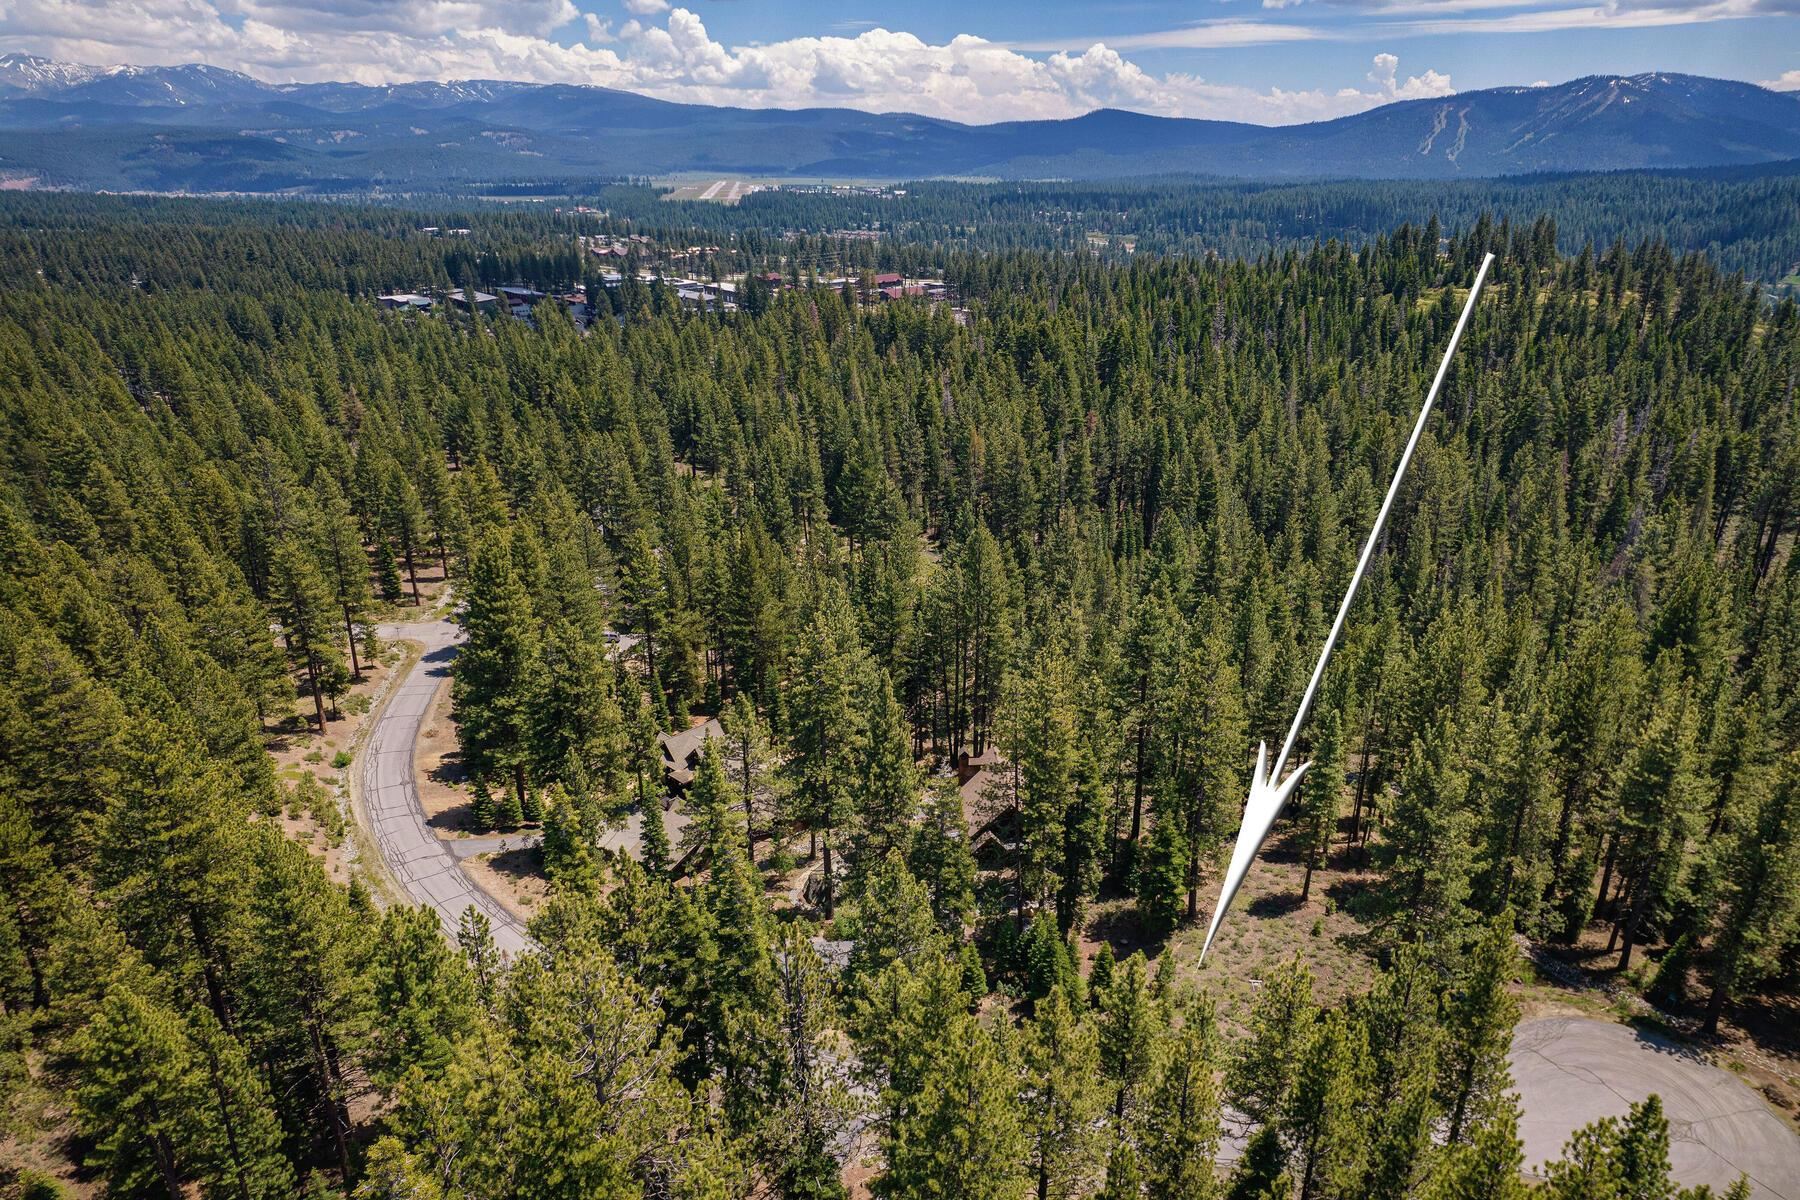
[1076, 822, 1380, 1043]
[462, 847, 547, 921]
[263, 640, 401, 882]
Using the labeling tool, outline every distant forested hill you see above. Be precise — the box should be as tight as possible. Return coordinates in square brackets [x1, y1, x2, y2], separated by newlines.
[0, 55, 1796, 188]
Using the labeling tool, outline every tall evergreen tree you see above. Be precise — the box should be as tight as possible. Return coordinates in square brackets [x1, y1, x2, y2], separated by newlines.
[1139, 989, 1224, 1200]
[271, 540, 345, 732]
[453, 534, 540, 814]
[874, 1015, 1028, 1200]
[1020, 986, 1105, 1200]
[1297, 705, 1345, 902]
[788, 583, 869, 918]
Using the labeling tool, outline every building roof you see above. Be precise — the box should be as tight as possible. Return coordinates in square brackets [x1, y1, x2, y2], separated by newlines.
[658, 717, 725, 770]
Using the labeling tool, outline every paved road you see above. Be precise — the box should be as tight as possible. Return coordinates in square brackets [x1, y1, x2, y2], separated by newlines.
[363, 617, 530, 958]
[1511, 1017, 1800, 1198]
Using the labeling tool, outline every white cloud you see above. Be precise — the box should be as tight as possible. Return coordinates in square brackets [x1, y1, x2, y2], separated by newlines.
[0, 2, 1459, 124]
[1366, 49, 1453, 99]
[1762, 68, 1800, 89]
[1010, 21, 1322, 52]
[621, 0, 668, 13]
[1384, 0, 1778, 35]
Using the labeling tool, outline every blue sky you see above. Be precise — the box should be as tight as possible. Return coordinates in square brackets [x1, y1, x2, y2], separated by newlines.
[2, 0, 1794, 123]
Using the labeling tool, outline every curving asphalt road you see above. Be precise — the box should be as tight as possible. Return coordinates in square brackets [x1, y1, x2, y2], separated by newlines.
[1511, 1016, 1800, 1199]
[362, 616, 530, 958]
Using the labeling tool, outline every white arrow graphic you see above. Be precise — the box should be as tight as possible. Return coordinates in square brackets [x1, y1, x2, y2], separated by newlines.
[1198, 251, 1496, 965]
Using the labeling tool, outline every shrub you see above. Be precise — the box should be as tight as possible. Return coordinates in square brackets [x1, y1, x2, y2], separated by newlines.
[19, 1169, 69, 1200]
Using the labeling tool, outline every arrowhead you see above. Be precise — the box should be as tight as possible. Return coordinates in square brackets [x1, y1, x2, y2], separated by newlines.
[1198, 742, 1309, 965]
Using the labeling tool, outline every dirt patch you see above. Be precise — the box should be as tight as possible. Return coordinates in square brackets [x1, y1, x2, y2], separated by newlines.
[270, 806, 353, 887]
[462, 847, 547, 921]
[415, 673, 477, 837]
[1075, 824, 1377, 1043]
[368, 559, 450, 623]
[265, 638, 400, 877]
[0, 1053, 100, 1199]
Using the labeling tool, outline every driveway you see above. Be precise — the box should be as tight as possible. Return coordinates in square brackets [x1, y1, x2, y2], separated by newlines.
[363, 617, 530, 958]
[1511, 1016, 1800, 1198]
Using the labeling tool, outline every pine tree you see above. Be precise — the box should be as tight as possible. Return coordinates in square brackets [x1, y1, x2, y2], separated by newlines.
[851, 670, 920, 891]
[874, 1015, 1029, 1200]
[910, 777, 977, 937]
[959, 941, 989, 1002]
[769, 923, 855, 1200]
[1372, 726, 1477, 944]
[1278, 1010, 1369, 1200]
[241, 834, 370, 1181]
[1165, 624, 1249, 922]
[789, 582, 870, 918]
[188, 1009, 296, 1200]
[1225, 1126, 1290, 1200]
[497, 779, 525, 830]
[99, 719, 249, 1032]
[620, 528, 669, 683]
[453, 534, 540, 815]
[849, 851, 941, 981]
[73, 985, 208, 1200]
[367, 905, 477, 1091]
[852, 951, 970, 1133]
[1097, 952, 1161, 1122]
[358, 1137, 449, 1200]
[1696, 750, 1800, 1035]
[1135, 805, 1189, 940]
[1227, 957, 1317, 1126]
[1096, 1140, 1144, 1200]
[1297, 705, 1345, 902]
[1425, 1097, 1528, 1200]
[1610, 669, 1707, 972]
[456, 906, 501, 1014]
[641, 787, 672, 879]
[696, 752, 781, 1128]
[1088, 943, 1116, 1006]
[1117, 591, 1175, 875]
[1139, 989, 1224, 1200]
[530, 618, 625, 794]
[1019, 911, 1080, 1006]
[1021, 986, 1106, 1200]
[315, 480, 373, 680]
[374, 535, 405, 604]
[469, 776, 497, 830]
[384, 466, 428, 604]
[1355, 943, 1445, 1200]
[1542, 1095, 1689, 1200]
[1440, 913, 1521, 1145]
[722, 690, 780, 865]
[956, 517, 1012, 759]
[1002, 643, 1081, 931]
[271, 539, 344, 732]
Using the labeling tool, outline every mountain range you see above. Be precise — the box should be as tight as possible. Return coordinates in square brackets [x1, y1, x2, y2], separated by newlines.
[0, 55, 1796, 192]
